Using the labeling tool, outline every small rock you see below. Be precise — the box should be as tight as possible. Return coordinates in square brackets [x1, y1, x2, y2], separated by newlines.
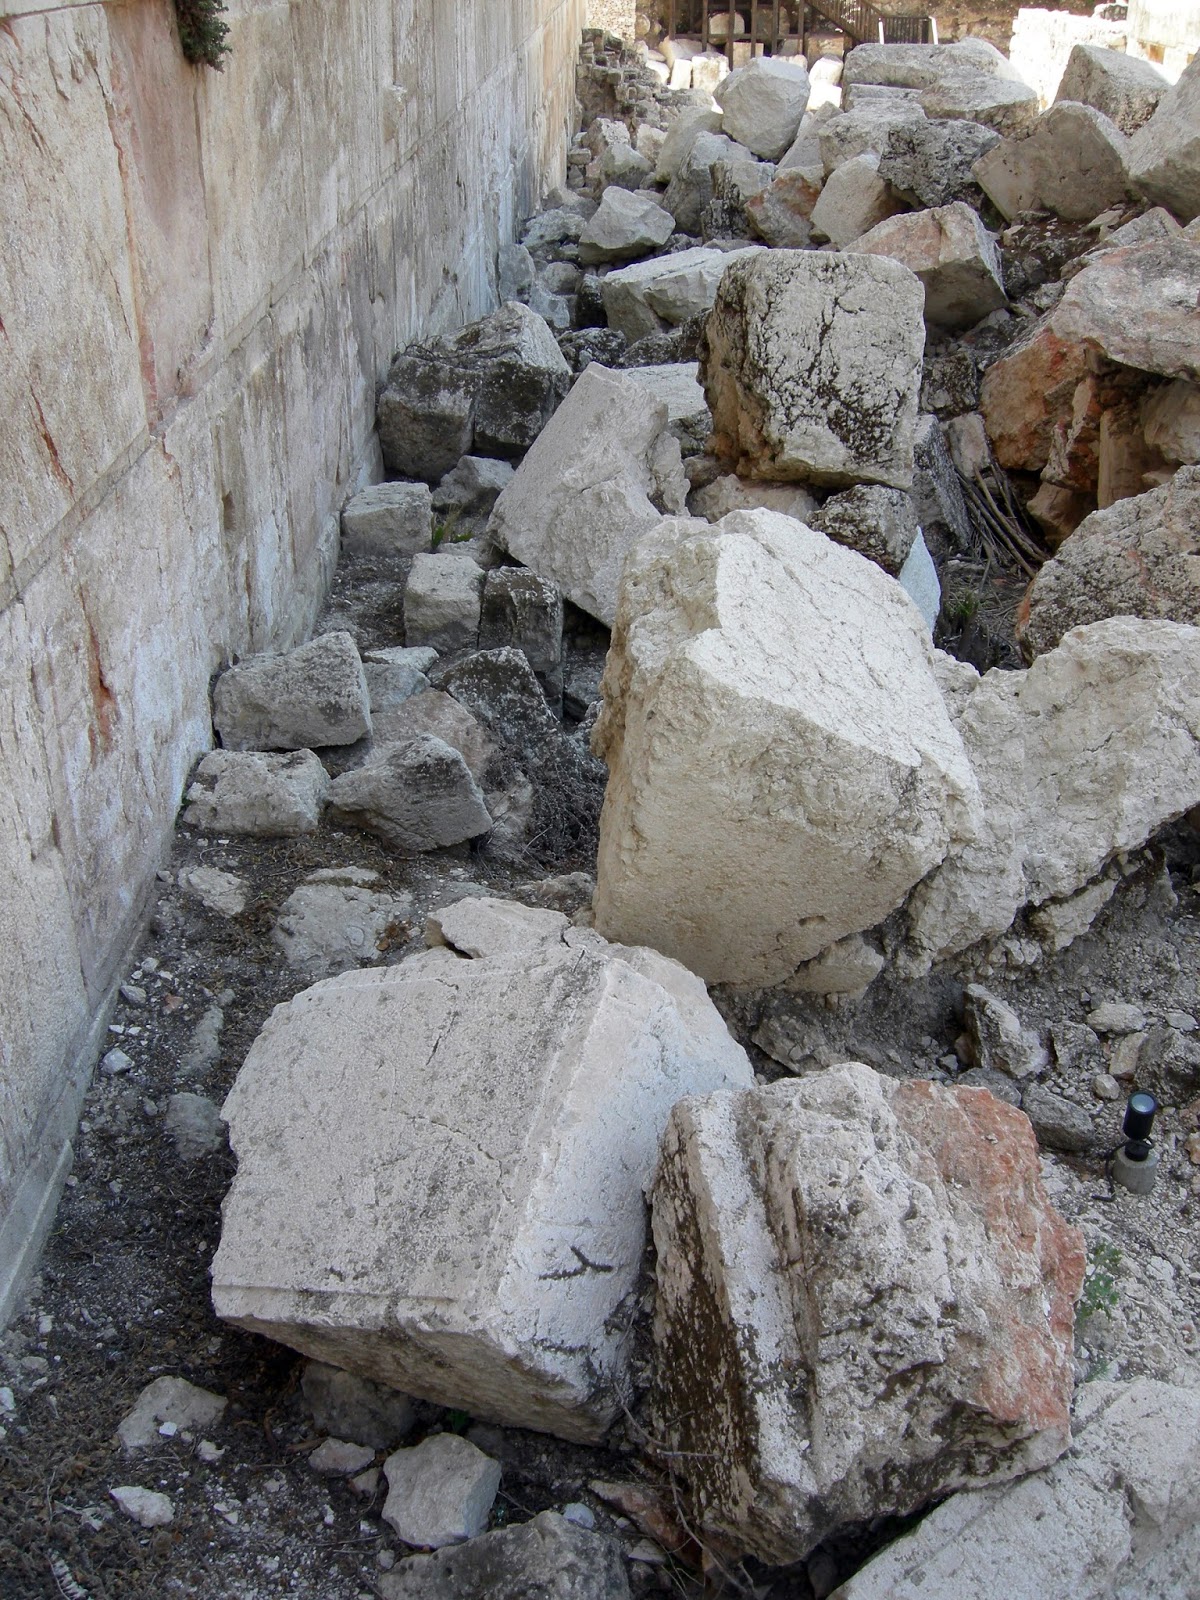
[1092, 1074, 1121, 1101]
[179, 1004, 224, 1079]
[1186, 1132, 1200, 1165]
[404, 551, 485, 655]
[1088, 1001, 1147, 1035]
[309, 1438, 376, 1476]
[1110, 1032, 1146, 1080]
[378, 1510, 631, 1599]
[326, 736, 493, 854]
[302, 1362, 416, 1452]
[352, 1467, 381, 1497]
[101, 1048, 134, 1077]
[1166, 1010, 1198, 1033]
[111, 1486, 174, 1528]
[964, 984, 1048, 1079]
[562, 1502, 596, 1530]
[381, 1433, 501, 1549]
[197, 1440, 224, 1463]
[1021, 1082, 1095, 1153]
[273, 883, 415, 974]
[178, 865, 248, 918]
[116, 1377, 227, 1452]
[164, 1094, 225, 1160]
[120, 984, 147, 1006]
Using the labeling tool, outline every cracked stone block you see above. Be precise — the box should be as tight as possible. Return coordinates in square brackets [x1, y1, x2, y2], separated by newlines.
[212, 632, 371, 752]
[211, 896, 752, 1442]
[182, 749, 330, 836]
[703, 250, 926, 489]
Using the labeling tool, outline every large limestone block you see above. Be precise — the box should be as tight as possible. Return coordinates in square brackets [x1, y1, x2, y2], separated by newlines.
[714, 58, 812, 161]
[326, 735, 493, 853]
[1055, 44, 1169, 135]
[377, 304, 572, 482]
[703, 251, 926, 488]
[651, 1065, 1085, 1565]
[844, 40, 1028, 90]
[809, 484, 920, 576]
[744, 167, 823, 249]
[601, 245, 762, 343]
[654, 107, 724, 183]
[591, 512, 979, 986]
[688, 476, 818, 524]
[1127, 54, 1200, 223]
[819, 105, 927, 174]
[903, 618, 1200, 970]
[918, 73, 1040, 137]
[487, 364, 687, 626]
[341, 483, 433, 557]
[576, 187, 675, 266]
[403, 551, 485, 654]
[877, 118, 1000, 209]
[663, 131, 754, 234]
[808, 152, 901, 247]
[855, 203, 1006, 331]
[212, 632, 371, 751]
[182, 750, 329, 835]
[620, 362, 711, 456]
[979, 238, 1200, 474]
[211, 897, 752, 1442]
[972, 102, 1134, 225]
[834, 1380, 1200, 1600]
[1016, 468, 1200, 658]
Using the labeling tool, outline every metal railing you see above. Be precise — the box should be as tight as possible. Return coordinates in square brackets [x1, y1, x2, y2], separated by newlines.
[667, 1, 935, 57]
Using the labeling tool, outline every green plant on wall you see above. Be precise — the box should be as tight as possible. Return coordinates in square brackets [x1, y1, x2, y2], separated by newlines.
[175, 0, 231, 69]
[1078, 1238, 1121, 1325]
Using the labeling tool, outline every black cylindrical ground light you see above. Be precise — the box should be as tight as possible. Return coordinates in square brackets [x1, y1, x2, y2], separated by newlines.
[1113, 1090, 1160, 1195]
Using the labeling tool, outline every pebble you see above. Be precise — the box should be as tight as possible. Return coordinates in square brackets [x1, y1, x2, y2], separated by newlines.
[197, 1439, 224, 1463]
[308, 1438, 376, 1476]
[1186, 1132, 1200, 1166]
[1166, 1010, 1197, 1033]
[111, 1486, 175, 1527]
[1092, 1074, 1121, 1101]
[1110, 1033, 1145, 1079]
[101, 1045, 134, 1076]
[562, 1501, 596, 1529]
[381, 1433, 501, 1549]
[120, 984, 147, 1006]
[351, 1468, 381, 1497]
[0, 1387, 14, 1413]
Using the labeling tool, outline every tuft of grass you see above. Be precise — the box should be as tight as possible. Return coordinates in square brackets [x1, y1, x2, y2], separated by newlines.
[1078, 1239, 1121, 1323]
[175, 0, 231, 70]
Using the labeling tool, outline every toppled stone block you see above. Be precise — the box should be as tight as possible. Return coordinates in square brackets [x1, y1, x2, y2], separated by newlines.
[973, 102, 1134, 225]
[855, 202, 1006, 331]
[714, 57, 812, 160]
[819, 105, 928, 174]
[341, 482, 433, 557]
[903, 618, 1200, 970]
[432, 456, 515, 540]
[601, 245, 762, 343]
[703, 156, 776, 240]
[370, 690, 493, 785]
[576, 186, 675, 265]
[979, 238, 1200, 476]
[403, 551, 485, 654]
[620, 361, 711, 456]
[379, 1511, 632, 1600]
[664, 131, 754, 234]
[651, 1064, 1085, 1564]
[598, 141, 652, 193]
[272, 876, 414, 973]
[834, 1380, 1200, 1600]
[919, 72, 1039, 138]
[1055, 44, 1169, 136]
[211, 897, 752, 1441]
[326, 735, 492, 853]
[808, 151, 901, 247]
[1127, 53, 1200, 223]
[479, 567, 564, 703]
[1021, 1082, 1095, 1153]
[877, 117, 1000, 209]
[654, 106, 723, 183]
[364, 648, 436, 713]
[809, 484, 920, 576]
[703, 250, 926, 488]
[744, 166, 823, 248]
[591, 512, 978, 986]
[689, 474, 818, 525]
[963, 983, 1047, 1079]
[1016, 468, 1200, 660]
[488, 364, 687, 626]
[213, 632, 370, 752]
[378, 303, 572, 482]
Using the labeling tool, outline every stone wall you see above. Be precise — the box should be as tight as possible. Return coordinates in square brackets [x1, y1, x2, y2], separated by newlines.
[0, 0, 585, 1325]
[1126, 0, 1200, 78]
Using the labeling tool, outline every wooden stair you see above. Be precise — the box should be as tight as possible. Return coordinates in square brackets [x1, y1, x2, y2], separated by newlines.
[805, 0, 935, 46]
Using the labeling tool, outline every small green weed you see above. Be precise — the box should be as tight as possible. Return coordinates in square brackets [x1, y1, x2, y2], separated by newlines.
[1078, 1239, 1121, 1323]
[431, 508, 470, 550]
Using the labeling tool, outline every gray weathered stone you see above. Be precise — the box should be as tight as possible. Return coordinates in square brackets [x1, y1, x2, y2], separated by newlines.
[178, 865, 248, 917]
[832, 1380, 1200, 1600]
[654, 106, 724, 183]
[378, 303, 572, 481]
[963, 984, 1048, 1079]
[404, 551, 486, 654]
[601, 245, 762, 344]
[651, 1064, 1085, 1565]
[855, 203, 1006, 331]
[364, 651, 436, 712]
[302, 1361, 416, 1451]
[488, 364, 687, 626]
[819, 105, 928, 174]
[342, 482, 433, 557]
[808, 151, 901, 247]
[810, 485, 920, 576]
[912, 414, 974, 555]
[1021, 1083, 1095, 1153]
[479, 567, 564, 702]
[379, 1510, 632, 1600]
[663, 130, 754, 234]
[326, 735, 493, 853]
[972, 102, 1134, 225]
[213, 631, 371, 752]
[164, 1093, 225, 1160]
[367, 690, 494, 785]
[1017, 468, 1200, 660]
[688, 474, 818, 525]
[1142, 380, 1200, 466]
[703, 250, 926, 489]
[598, 141, 652, 193]
[110, 1487, 174, 1528]
[620, 362, 711, 456]
[1055, 44, 1169, 135]
[592, 512, 978, 985]
[1127, 53, 1200, 222]
[272, 878, 415, 973]
[903, 619, 1200, 970]
[919, 73, 1040, 137]
[382, 1434, 500, 1549]
[714, 58, 812, 161]
[576, 187, 675, 266]
[878, 118, 1001, 209]
[211, 897, 751, 1441]
[498, 241, 535, 303]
